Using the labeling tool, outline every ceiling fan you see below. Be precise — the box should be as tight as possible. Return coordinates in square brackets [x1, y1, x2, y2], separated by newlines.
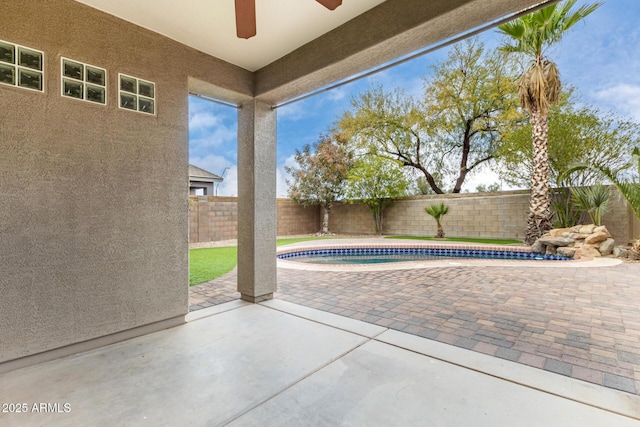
[235, 0, 343, 39]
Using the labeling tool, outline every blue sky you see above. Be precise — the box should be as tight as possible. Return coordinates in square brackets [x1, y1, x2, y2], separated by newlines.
[189, 0, 640, 196]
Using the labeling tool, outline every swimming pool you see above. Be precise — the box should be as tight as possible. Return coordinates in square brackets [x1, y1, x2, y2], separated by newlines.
[277, 246, 571, 264]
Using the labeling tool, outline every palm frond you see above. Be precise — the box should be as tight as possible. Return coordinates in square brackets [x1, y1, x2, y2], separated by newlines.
[498, 0, 601, 114]
[562, 159, 640, 221]
[544, 61, 561, 106]
[571, 184, 611, 226]
[424, 202, 449, 221]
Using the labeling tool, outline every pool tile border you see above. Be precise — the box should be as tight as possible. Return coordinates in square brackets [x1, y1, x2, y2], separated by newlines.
[276, 240, 622, 271]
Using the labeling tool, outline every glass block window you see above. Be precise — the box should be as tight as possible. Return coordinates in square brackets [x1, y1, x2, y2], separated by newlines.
[0, 39, 44, 92]
[61, 57, 106, 105]
[119, 73, 155, 115]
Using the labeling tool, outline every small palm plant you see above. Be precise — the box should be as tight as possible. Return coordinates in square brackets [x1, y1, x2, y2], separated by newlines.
[563, 148, 639, 221]
[570, 184, 611, 226]
[425, 202, 450, 238]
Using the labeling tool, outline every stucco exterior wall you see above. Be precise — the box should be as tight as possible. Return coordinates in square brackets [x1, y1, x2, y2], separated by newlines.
[0, 0, 251, 363]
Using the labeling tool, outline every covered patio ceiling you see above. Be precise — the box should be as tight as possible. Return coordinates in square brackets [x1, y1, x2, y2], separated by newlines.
[75, 0, 387, 72]
[74, 0, 555, 104]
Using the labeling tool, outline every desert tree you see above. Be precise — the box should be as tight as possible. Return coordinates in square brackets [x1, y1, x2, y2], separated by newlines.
[343, 155, 409, 234]
[339, 39, 521, 194]
[285, 133, 352, 234]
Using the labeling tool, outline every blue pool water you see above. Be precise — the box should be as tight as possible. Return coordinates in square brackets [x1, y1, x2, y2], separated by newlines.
[277, 247, 571, 264]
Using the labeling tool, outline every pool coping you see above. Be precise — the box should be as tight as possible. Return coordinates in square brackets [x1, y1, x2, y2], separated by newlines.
[276, 238, 622, 271]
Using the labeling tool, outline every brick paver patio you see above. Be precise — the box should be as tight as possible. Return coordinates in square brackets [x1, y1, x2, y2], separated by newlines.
[190, 261, 640, 395]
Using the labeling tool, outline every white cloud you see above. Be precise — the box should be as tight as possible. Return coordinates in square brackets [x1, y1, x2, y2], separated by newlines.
[189, 123, 236, 152]
[215, 165, 238, 197]
[460, 168, 522, 192]
[188, 98, 237, 158]
[276, 102, 306, 121]
[188, 110, 221, 131]
[276, 155, 297, 197]
[592, 84, 640, 121]
[275, 168, 289, 198]
[326, 87, 347, 102]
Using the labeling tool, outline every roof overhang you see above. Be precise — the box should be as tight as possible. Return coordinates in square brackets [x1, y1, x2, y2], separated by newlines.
[75, 0, 555, 104]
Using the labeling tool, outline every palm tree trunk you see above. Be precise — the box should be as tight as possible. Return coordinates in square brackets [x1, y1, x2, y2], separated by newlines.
[373, 200, 383, 235]
[525, 106, 552, 244]
[436, 221, 444, 238]
[321, 202, 331, 234]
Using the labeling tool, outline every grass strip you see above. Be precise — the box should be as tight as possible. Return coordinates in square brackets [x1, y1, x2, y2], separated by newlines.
[384, 236, 523, 245]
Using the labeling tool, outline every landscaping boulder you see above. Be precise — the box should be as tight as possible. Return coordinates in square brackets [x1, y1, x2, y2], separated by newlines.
[557, 247, 576, 258]
[596, 225, 612, 237]
[538, 236, 575, 247]
[578, 224, 596, 234]
[533, 224, 615, 259]
[548, 228, 571, 237]
[585, 231, 609, 244]
[599, 238, 616, 256]
[531, 241, 545, 254]
[614, 246, 629, 258]
[574, 245, 601, 258]
[568, 233, 590, 240]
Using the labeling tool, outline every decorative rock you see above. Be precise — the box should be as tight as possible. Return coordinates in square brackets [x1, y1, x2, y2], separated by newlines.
[531, 241, 545, 254]
[548, 228, 571, 237]
[538, 236, 575, 247]
[557, 247, 576, 258]
[585, 231, 608, 244]
[574, 245, 601, 259]
[579, 224, 596, 235]
[568, 233, 590, 240]
[614, 246, 629, 258]
[599, 238, 615, 256]
[593, 225, 611, 237]
[533, 224, 615, 259]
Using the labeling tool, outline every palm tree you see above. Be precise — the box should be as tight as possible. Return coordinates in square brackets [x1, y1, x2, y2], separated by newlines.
[498, 0, 600, 244]
[425, 202, 450, 238]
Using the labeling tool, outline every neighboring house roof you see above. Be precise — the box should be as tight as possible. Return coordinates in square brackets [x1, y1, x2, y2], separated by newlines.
[189, 164, 223, 183]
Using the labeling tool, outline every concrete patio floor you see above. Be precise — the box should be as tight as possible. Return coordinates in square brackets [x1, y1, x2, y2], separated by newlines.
[190, 239, 640, 396]
[1, 299, 639, 426]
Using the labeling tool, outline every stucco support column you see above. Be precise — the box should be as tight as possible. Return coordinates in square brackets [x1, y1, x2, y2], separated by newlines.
[237, 99, 277, 302]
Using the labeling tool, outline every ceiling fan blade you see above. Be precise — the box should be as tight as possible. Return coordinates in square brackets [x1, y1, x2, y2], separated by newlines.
[235, 0, 256, 39]
[316, 0, 342, 10]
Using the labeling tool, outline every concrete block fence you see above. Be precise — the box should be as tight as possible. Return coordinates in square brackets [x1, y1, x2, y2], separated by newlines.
[189, 196, 320, 243]
[189, 190, 639, 244]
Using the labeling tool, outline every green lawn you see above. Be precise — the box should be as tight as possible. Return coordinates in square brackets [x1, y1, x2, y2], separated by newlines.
[275, 236, 335, 246]
[384, 236, 523, 245]
[189, 237, 333, 286]
[189, 246, 238, 286]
